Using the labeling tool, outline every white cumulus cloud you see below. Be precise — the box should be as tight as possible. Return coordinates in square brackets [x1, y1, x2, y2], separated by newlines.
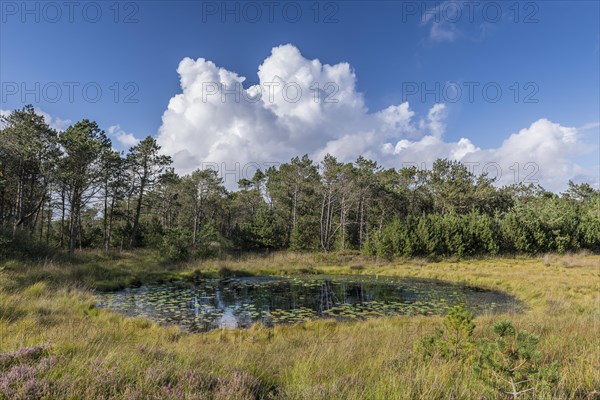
[108, 125, 141, 149]
[386, 119, 595, 190]
[158, 44, 429, 176]
[156, 44, 597, 192]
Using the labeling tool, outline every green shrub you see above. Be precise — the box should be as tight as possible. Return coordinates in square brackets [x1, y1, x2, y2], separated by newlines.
[159, 228, 190, 261]
[0, 227, 56, 260]
[475, 320, 558, 399]
[415, 304, 475, 361]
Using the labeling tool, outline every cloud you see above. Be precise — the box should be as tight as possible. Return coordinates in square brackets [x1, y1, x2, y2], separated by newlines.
[108, 125, 140, 148]
[430, 20, 459, 42]
[421, 1, 461, 42]
[157, 44, 596, 192]
[579, 121, 600, 131]
[419, 103, 447, 138]
[158, 44, 414, 175]
[384, 118, 595, 190]
[36, 109, 72, 131]
[419, 1, 497, 44]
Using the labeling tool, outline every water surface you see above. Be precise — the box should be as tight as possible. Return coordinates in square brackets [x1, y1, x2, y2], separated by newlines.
[96, 275, 519, 332]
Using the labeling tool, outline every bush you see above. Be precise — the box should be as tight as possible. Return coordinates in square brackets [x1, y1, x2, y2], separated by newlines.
[159, 228, 190, 261]
[415, 304, 475, 361]
[475, 320, 558, 399]
[194, 222, 227, 258]
[416, 310, 559, 399]
[0, 227, 56, 260]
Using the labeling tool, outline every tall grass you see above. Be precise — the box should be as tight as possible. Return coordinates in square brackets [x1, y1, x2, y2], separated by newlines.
[0, 251, 598, 399]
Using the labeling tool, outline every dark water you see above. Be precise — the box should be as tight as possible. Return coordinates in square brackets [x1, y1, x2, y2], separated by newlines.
[95, 275, 519, 332]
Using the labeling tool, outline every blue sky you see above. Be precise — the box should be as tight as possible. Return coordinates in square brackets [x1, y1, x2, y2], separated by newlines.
[1, 1, 599, 190]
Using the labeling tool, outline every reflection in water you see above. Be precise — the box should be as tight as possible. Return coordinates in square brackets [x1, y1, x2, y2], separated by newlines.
[319, 280, 338, 312]
[96, 276, 519, 332]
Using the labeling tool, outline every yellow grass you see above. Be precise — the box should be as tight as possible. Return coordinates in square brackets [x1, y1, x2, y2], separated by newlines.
[0, 251, 598, 399]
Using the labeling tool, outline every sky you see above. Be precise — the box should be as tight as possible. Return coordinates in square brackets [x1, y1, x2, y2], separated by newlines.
[1, 0, 599, 191]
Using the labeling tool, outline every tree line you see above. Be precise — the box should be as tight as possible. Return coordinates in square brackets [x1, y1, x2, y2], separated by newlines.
[1, 106, 598, 259]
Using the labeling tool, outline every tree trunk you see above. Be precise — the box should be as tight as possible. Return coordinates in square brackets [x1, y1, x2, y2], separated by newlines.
[129, 171, 146, 248]
[68, 190, 79, 253]
[106, 188, 117, 252]
[292, 185, 298, 230]
[320, 191, 327, 250]
[38, 198, 44, 240]
[60, 188, 65, 248]
[13, 164, 24, 234]
[46, 196, 51, 244]
[103, 179, 110, 252]
[78, 210, 83, 251]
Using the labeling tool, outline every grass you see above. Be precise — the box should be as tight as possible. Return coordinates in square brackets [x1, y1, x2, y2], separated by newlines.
[0, 250, 598, 399]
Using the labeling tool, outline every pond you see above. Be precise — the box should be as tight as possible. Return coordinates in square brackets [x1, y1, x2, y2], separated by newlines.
[95, 275, 520, 332]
